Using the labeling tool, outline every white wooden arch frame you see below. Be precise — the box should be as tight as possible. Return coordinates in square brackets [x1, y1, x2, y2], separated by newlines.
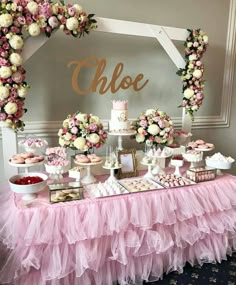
[2, 17, 191, 178]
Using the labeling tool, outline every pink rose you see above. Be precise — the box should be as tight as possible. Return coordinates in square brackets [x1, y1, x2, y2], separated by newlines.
[48, 16, 59, 28]
[140, 119, 148, 128]
[12, 72, 23, 83]
[17, 16, 26, 25]
[71, 126, 78, 134]
[68, 7, 76, 16]
[0, 113, 7, 121]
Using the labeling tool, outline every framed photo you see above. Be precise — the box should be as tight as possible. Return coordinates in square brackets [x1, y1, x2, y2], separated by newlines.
[117, 149, 138, 179]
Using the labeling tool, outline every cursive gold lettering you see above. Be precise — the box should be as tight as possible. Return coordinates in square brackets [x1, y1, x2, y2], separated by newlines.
[67, 57, 149, 95]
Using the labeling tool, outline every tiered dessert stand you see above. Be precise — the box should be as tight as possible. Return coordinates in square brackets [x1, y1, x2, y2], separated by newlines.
[103, 164, 122, 182]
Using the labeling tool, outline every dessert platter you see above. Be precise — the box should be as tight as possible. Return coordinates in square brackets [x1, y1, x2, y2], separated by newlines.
[85, 180, 129, 198]
[188, 139, 214, 152]
[186, 166, 216, 182]
[9, 152, 45, 173]
[118, 177, 163, 193]
[49, 182, 83, 203]
[108, 100, 136, 150]
[8, 172, 48, 201]
[44, 147, 70, 183]
[152, 174, 195, 188]
[18, 135, 48, 154]
[182, 149, 203, 168]
[205, 152, 235, 175]
[74, 154, 103, 184]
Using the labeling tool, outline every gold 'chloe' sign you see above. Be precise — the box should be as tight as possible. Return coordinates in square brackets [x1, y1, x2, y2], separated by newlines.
[67, 57, 149, 95]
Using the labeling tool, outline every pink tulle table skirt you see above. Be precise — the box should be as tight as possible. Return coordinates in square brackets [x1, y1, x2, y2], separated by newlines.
[0, 174, 236, 285]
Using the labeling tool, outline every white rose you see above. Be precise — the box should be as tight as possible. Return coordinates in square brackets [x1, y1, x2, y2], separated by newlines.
[88, 133, 100, 144]
[59, 137, 66, 147]
[189, 54, 197, 61]
[185, 74, 191, 80]
[145, 109, 156, 116]
[64, 132, 72, 141]
[3, 119, 13, 128]
[136, 133, 145, 143]
[9, 53, 23, 66]
[191, 105, 199, 111]
[66, 17, 79, 31]
[18, 86, 28, 98]
[138, 127, 144, 134]
[159, 130, 165, 136]
[90, 115, 100, 124]
[0, 66, 12, 79]
[76, 113, 87, 122]
[193, 69, 202, 79]
[187, 42, 192, 48]
[4, 102, 18, 114]
[52, 3, 59, 15]
[0, 13, 13, 28]
[9, 35, 24, 50]
[26, 1, 39, 15]
[73, 4, 83, 13]
[203, 35, 208, 43]
[62, 119, 69, 128]
[58, 129, 63, 137]
[184, 88, 194, 99]
[147, 124, 160, 136]
[28, 23, 40, 37]
[0, 86, 10, 100]
[74, 137, 86, 150]
[188, 63, 194, 69]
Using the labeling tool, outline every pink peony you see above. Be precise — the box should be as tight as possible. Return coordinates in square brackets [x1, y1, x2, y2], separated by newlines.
[71, 126, 78, 134]
[140, 119, 148, 128]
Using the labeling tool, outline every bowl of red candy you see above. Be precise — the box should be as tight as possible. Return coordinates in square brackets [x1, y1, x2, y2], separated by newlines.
[9, 172, 48, 200]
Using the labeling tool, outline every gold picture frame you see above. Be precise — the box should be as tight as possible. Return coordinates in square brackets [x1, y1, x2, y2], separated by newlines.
[117, 148, 138, 179]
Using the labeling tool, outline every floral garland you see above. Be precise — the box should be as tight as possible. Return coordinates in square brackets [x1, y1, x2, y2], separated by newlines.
[0, 0, 97, 131]
[58, 112, 107, 152]
[133, 108, 174, 146]
[177, 29, 209, 120]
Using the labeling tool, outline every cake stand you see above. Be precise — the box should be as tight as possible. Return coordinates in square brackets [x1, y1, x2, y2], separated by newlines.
[170, 158, 184, 176]
[108, 131, 136, 150]
[182, 152, 203, 169]
[152, 154, 172, 175]
[103, 164, 122, 182]
[205, 158, 234, 175]
[9, 160, 45, 173]
[75, 160, 103, 184]
[44, 163, 70, 183]
[140, 161, 155, 179]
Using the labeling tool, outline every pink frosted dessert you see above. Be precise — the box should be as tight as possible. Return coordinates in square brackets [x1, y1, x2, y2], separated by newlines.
[112, 100, 128, 110]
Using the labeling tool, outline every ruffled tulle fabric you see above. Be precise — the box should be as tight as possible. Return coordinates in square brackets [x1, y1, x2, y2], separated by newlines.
[0, 175, 236, 284]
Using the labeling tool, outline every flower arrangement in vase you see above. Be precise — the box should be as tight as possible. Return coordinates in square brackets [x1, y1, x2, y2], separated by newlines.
[133, 109, 174, 146]
[58, 111, 107, 153]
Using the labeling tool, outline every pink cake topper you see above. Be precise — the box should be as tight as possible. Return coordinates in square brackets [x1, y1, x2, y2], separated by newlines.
[112, 100, 128, 110]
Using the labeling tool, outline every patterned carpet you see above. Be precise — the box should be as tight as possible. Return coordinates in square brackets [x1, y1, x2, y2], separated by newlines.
[144, 253, 236, 285]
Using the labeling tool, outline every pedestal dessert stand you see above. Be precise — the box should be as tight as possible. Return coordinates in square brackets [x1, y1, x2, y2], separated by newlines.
[108, 131, 136, 150]
[75, 160, 103, 184]
[140, 161, 155, 179]
[103, 164, 122, 182]
[152, 153, 172, 175]
[9, 160, 45, 174]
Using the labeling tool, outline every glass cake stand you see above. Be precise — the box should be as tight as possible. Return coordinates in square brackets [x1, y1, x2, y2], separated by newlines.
[108, 130, 136, 150]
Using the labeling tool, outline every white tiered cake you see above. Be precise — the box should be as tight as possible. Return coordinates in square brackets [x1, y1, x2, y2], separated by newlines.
[109, 100, 131, 132]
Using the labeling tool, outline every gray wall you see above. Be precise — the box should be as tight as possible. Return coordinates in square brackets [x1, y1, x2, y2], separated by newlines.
[1, 0, 236, 182]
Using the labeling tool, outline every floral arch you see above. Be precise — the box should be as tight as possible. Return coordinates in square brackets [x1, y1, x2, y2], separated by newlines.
[0, 0, 208, 178]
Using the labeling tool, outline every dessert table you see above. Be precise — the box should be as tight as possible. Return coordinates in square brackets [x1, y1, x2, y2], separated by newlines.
[0, 173, 236, 285]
